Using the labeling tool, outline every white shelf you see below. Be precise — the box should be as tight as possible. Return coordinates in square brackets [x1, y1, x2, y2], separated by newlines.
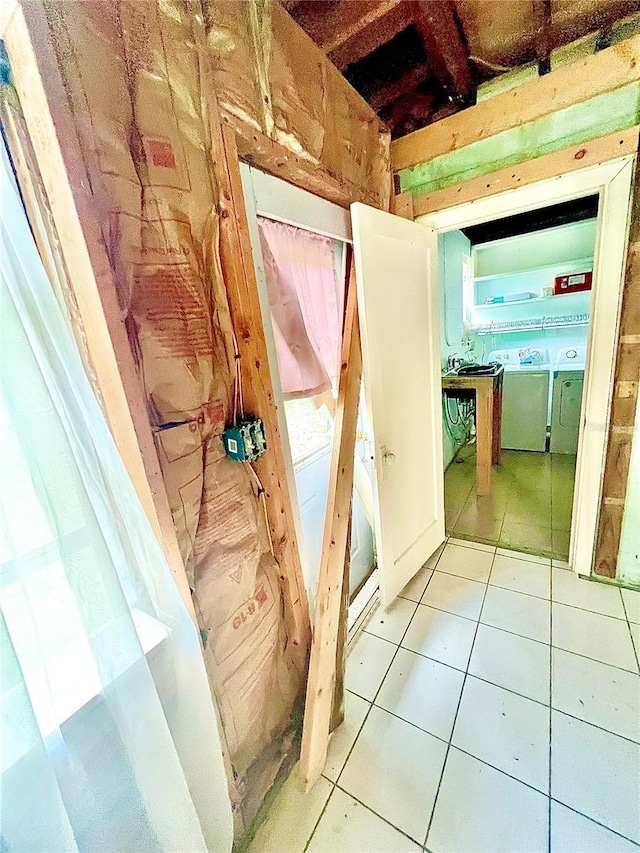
[473, 316, 590, 336]
[473, 292, 589, 310]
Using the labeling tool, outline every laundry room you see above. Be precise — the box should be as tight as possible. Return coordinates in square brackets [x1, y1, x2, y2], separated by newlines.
[440, 197, 598, 560]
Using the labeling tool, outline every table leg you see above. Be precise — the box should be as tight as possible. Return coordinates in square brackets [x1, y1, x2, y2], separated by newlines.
[492, 375, 503, 466]
[476, 386, 493, 496]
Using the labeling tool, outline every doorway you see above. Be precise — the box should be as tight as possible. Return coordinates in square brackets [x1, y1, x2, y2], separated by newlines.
[439, 198, 599, 560]
[418, 155, 635, 577]
[239, 165, 377, 617]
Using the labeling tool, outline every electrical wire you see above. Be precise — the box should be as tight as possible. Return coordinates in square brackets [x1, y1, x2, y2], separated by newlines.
[469, 55, 514, 72]
[231, 327, 244, 426]
[228, 327, 273, 553]
[246, 461, 275, 556]
[444, 395, 474, 448]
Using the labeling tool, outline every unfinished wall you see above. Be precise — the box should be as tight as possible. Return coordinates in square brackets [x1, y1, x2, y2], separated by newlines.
[204, 0, 389, 210]
[22, 0, 388, 837]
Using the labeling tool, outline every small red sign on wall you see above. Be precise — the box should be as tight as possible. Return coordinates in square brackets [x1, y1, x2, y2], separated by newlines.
[553, 271, 592, 295]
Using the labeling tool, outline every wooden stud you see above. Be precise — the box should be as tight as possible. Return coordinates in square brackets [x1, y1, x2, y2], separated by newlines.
[216, 122, 312, 668]
[4, 1, 195, 618]
[300, 257, 363, 789]
[331, 515, 352, 732]
[594, 231, 640, 579]
[412, 127, 640, 217]
[392, 191, 414, 220]
[391, 32, 640, 171]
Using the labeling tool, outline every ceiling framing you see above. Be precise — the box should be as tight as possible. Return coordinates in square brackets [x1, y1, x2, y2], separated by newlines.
[282, 0, 640, 138]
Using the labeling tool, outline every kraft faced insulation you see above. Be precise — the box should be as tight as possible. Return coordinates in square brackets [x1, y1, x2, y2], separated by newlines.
[204, 0, 390, 206]
[38, 0, 389, 834]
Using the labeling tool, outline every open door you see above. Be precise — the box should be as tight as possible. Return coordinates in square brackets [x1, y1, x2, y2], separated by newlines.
[351, 202, 444, 607]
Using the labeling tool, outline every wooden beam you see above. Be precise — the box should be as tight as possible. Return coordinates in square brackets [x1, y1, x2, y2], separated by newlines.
[413, 0, 472, 100]
[217, 122, 312, 668]
[412, 127, 640, 217]
[392, 190, 414, 219]
[391, 31, 640, 171]
[4, 1, 195, 619]
[369, 65, 430, 111]
[328, 1, 415, 70]
[223, 114, 381, 210]
[291, 0, 404, 54]
[300, 258, 363, 788]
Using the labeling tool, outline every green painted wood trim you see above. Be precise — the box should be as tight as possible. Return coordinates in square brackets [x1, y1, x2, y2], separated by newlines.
[400, 82, 640, 196]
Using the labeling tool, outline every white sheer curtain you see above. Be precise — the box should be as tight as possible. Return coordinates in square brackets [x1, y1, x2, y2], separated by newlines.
[0, 138, 233, 850]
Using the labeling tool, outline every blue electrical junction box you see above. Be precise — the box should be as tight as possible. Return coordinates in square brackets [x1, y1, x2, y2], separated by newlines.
[223, 417, 267, 462]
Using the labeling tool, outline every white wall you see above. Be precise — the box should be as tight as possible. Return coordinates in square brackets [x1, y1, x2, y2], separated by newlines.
[474, 219, 597, 278]
[439, 230, 473, 469]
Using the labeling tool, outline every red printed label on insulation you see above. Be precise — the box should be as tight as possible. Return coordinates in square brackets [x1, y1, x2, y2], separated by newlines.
[233, 586, 269, 629]
[147, 139, 176, 169]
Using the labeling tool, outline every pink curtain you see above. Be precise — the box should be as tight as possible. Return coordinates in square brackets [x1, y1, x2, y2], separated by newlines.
[258, 217, 343, 399]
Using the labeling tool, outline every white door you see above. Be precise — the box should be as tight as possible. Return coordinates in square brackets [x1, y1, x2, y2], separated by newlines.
[351, 202, 445, 607]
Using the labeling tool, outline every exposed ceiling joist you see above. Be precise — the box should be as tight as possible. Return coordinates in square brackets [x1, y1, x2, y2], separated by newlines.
[369, 65, 430, 111]
[327, 1, 415, 70]
[291, 0, 402, 53]
[413, 0, 473, 100]
[283, 0, 640, 139]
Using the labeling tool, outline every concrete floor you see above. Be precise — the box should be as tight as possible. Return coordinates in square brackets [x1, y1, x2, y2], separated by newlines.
[444, 448, 576, 561]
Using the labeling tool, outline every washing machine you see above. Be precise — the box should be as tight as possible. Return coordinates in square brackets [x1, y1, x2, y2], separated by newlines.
[550, 346, 586, 454]
[489, 348, 551, 451]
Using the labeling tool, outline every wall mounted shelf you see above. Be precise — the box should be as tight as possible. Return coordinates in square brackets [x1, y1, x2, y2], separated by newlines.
[473, 292, 590, 310]
[473, 257, 594, 284]
[473, 314, 590, 336]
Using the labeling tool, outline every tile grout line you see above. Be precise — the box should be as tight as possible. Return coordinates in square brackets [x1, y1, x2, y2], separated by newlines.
[548, 797, 640, 848]
[303, 554, 445, 851]
[306, 549, 448, 850]
[620, 588, 640, 673]
[421, 547, 498, 849]
[332, 782, 427, 849]
[361, 662, 640, 748]
[307, 539, 640, 851]
[302, 783, 336, 853]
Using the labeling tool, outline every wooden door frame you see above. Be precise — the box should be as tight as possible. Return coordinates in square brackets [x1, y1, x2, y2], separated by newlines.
[417, 153, 636, 577]
[238, 161, 353, 611]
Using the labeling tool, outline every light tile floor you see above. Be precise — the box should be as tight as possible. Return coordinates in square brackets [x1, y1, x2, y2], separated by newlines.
[250, 539, 640, 853]
[445, 449, 576, 560]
